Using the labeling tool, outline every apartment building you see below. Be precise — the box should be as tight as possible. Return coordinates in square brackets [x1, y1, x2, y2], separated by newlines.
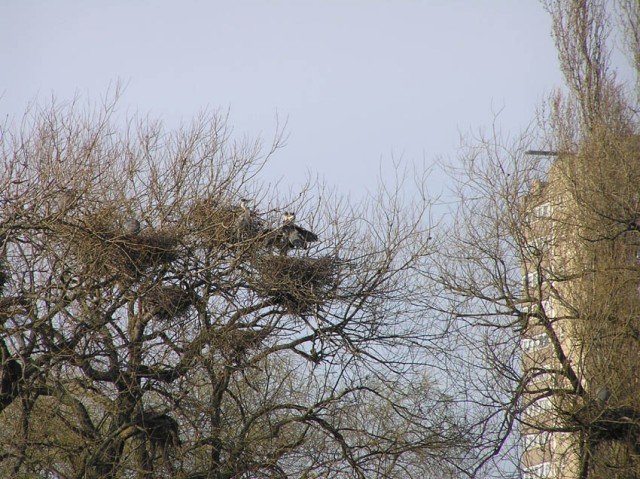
[519, 142, 640, 478]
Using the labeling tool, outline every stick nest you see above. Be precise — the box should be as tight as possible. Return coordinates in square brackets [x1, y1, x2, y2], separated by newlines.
[187, 199, 267, 252]
[145, 285, 195, 320]
[63, 212, 179, 280]
[208, 327, 268, 364]
[250, 255, 336, 314]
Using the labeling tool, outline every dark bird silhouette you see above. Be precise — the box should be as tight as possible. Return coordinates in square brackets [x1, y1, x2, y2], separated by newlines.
[278, 212, 318, 254]
[1, 357, 22, 407]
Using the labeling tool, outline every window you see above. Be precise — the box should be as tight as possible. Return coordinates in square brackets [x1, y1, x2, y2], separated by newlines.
[521, 334, 550, 352]
[541, 300, 554, 317]
[523, 461, 553, 478]
[522, 431, 553, 452]
[533, 203, 552, 218]
[527, 397, 552, 417]
[526, 270, 539, 286]
[527, 300, 555, 318]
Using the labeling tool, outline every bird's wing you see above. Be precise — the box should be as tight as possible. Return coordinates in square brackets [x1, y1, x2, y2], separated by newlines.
[296, 226, 318, 242]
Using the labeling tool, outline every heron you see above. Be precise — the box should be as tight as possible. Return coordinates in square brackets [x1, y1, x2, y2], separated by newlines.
[278, 212, 318, 254]
[124, 217, 141, 235]
[595, 385, 610, 408]
[237, 199, 252, 228]
[235, 198, 264, 236]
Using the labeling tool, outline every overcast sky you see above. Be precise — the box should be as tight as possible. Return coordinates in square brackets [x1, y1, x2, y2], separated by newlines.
[1, 1, 565, 197]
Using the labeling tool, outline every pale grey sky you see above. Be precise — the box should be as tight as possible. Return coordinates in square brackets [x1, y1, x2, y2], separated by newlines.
[1, 1, 564, 196]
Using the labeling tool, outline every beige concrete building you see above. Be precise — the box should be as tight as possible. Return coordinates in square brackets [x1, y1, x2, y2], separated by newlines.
[519, 147, 640, 478]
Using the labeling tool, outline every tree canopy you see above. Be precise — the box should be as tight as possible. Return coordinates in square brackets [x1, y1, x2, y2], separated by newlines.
[0, 97, 470, 479]
[3, 2, 640, 479]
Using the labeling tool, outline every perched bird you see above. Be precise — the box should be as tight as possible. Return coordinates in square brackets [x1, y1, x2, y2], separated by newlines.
[595, 385, 610, 408]
[235, 198, 263, 238]
[237, 199, 252, 228]
[124, 217, 141, 235]
[1, 357, 22, 403]
[56, 188, 77, 213]
[278, 212, 319, 254]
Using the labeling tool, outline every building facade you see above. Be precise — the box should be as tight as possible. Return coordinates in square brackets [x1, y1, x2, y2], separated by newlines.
[519, 140, 640, 478]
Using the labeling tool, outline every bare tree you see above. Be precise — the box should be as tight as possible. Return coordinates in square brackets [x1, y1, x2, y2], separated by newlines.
[0, 95, 465, 479]
[541, 0, 637, 154]
[543, 0, 613, 133]
[429, 1, 640, 477]
[436, 127, 640, 478]
[617, 0, 640, 103]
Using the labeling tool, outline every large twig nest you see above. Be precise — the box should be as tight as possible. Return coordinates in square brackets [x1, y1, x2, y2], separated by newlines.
[567, 401, 640, 454]
[145, 285, 195, 320]
[249, 255, 336, 314]
[137, 412, 181, 449]
[187, 199, 267, 252]
[590, 407, 640, 443]
[208, 327, 268, 364]
[62, 211, 179, 280]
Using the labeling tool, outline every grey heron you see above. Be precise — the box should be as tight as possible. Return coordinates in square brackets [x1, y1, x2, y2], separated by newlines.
[278, 212, 318, 253]
[124, 217, 141, 235]
[595, 385, 610, 408]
